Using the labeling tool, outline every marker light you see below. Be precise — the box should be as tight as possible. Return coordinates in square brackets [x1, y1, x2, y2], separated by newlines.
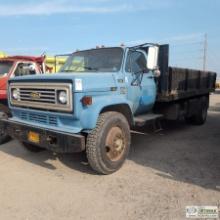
[81, 96, 92, 106]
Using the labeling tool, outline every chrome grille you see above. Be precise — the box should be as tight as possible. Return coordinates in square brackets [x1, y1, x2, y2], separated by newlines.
[10, 82, 73, 112]
[20, 112, 58, 126]
[19, 88, 56, 103]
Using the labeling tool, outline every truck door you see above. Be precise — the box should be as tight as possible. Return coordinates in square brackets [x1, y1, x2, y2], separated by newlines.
[125, 49, 156, 115]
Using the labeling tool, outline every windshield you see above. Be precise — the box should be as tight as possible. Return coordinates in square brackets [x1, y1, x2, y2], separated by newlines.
[0, 61, 13, 76]
[60, 48, 123, 73]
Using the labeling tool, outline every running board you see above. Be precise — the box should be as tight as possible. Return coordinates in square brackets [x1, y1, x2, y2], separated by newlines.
[134, 114, 163, 126]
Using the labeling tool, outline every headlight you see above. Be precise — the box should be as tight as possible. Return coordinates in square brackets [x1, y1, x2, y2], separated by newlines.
[58, 90, 67, 104]
[12, 88, 19, 100]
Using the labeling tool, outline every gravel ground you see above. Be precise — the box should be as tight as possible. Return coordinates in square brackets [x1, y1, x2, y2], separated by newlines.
[0, 92, 219, 220]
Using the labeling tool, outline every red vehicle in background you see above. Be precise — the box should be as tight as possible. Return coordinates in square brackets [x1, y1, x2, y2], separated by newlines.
[0, 56, 49, 143]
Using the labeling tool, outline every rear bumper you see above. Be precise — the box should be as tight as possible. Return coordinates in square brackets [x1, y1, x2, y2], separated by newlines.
[1, 119, 86, 153]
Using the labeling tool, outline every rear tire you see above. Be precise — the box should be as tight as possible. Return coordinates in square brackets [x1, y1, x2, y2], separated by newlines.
[185, 96, 208, 125]
[86, 112, 130, 175]
[22, 142, 45, 152]
[191, 105, 207, 125]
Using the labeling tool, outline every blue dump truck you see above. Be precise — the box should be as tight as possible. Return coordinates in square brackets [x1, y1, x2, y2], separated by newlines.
[1, 44, 216, 174]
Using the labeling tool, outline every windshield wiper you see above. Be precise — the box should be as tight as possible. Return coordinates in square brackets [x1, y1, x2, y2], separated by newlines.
[84, 66, 99, 71]
[62, 70, 74, 72]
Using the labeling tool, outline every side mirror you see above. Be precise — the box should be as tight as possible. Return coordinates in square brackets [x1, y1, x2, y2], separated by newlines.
[147, 46, 159, 70]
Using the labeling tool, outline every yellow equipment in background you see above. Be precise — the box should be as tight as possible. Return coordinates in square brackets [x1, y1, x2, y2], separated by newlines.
[0, 51, 7, 58]
[216, 80, 220, 89]
[45, 56, 67, 73]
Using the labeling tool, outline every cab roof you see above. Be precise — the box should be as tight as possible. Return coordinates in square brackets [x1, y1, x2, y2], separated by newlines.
[0, 56, 45, 64]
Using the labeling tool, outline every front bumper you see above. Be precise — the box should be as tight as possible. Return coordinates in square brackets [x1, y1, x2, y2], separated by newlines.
[1, 119, 86, 153]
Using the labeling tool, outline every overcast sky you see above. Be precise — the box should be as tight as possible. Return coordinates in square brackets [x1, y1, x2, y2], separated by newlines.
[0, 0, 219, 76]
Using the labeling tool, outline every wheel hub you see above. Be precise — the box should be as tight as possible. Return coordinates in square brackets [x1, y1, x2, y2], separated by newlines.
[105, 127, 126, 162]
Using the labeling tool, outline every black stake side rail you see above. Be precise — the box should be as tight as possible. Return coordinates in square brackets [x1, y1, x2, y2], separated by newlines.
[156, 67, 217, 102]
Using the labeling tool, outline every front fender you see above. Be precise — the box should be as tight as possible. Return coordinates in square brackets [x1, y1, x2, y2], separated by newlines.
[79, 94, 133, 130]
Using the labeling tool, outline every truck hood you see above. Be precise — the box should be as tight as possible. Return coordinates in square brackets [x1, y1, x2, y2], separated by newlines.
[9, 72, 118, 92]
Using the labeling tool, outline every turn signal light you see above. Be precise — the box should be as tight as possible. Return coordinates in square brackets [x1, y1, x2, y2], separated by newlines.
[81, 96, 92, 106]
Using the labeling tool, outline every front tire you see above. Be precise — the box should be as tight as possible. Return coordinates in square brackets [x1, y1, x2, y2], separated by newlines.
[22, 142, 45, 152]
[0, 127, 11, 144]
[86, 112, 130, 174]
[0, 113, 11, 145]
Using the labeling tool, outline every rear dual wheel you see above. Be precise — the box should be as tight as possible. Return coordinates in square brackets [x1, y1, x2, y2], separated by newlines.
[86, 112, 130, 175]
[185, 96, 209, 125]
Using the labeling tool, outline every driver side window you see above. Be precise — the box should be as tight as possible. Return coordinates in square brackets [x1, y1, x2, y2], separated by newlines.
[125, 51, 147, 73]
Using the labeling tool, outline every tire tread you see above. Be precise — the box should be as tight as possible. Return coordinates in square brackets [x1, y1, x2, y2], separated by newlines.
[86, 112, 129, 174]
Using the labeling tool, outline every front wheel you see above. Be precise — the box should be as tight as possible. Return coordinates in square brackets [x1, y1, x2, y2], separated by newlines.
[86, 112, 131, 175]
[0, 130, 11, 144]
[0, 117, 11, 145]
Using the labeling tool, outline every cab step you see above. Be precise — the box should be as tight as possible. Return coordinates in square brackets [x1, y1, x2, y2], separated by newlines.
[134, 113, 163, 127]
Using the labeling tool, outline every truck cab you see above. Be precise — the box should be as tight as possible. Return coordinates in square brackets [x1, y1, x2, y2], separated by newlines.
[2, 44, 216, 174]
[58, 46, 157, 117]
[0, 56, 46, 143]
[0, 56, 44, 99]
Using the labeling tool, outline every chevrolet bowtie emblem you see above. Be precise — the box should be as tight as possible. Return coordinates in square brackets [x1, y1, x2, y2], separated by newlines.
[30, 92, 40, 99]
